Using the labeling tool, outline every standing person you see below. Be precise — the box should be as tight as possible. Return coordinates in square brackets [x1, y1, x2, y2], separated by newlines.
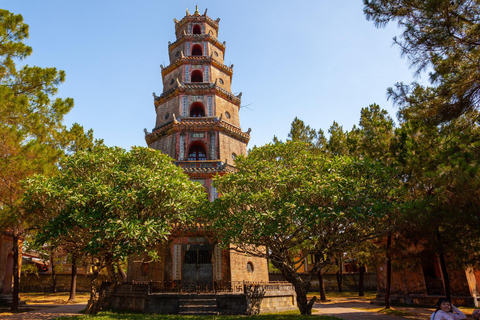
[430, 298, 466, 320]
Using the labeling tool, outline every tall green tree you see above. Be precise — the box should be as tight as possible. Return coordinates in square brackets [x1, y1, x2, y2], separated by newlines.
[0, 9, 74, 311]
[364, 0, 480, 123]
[391, 111, 480, 300]
[24, 146, 206, 314]
[206, 141, 397, 314]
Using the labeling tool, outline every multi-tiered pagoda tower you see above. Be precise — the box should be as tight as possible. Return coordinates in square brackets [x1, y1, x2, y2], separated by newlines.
[130, 7, 267, 288]
[145, 7, 249, 200]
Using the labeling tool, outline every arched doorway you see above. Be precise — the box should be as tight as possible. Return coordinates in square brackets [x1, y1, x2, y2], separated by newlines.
[187, 143, 207, 161]
[191, 70, 203, 83]
[192, 25, 202, 35]
[190, 102, 205, 117]
[191, 44, 202, 56]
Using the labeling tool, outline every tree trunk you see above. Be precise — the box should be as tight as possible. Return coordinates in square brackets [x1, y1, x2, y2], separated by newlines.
[50, 250, 57, 293]
[314, 254, 327, 301]
[11, 233, 20, 312]
[86, 258, 120, 315]
[318, 270, 327, 301]
[68, 253, 77, 302]
[336, 255, 343, 293]
[385, 233, 392, 309]
[86, 268, 100, 314]
[436, 229, 451, 300]
[117, 261, 127, 283]
[294, 284, 316, 315]
[359, 265, 366, 297]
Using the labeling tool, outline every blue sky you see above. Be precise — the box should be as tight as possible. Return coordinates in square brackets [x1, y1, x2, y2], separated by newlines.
[2, 1, 420, 150]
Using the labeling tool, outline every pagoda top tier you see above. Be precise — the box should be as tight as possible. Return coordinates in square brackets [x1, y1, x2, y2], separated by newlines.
[173, 7, 221, 40]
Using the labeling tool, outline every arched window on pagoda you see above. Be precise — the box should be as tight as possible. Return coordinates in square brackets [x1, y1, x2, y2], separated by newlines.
[187, 143, 207, 161]
[191, 70, 203, 82]
[190, 102, 205, 117]
[193, 25, 202, 34]
[191, 44, 202, 56]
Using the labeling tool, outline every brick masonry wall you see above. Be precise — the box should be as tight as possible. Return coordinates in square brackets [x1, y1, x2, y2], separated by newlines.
[162, 68, 183, 92]
[269, 272, 377, 292]
[215, 96, 240, 127]
[155, 96, 180, 128]
[209, 43, 224, 64]
[229, 246, 269, 283]
[20, 273, 108, 292]
[149, 135, 176, 159]
[219, 132, 247, 164]
[211, 67, 231, 92]
[127, 245, 166, 282]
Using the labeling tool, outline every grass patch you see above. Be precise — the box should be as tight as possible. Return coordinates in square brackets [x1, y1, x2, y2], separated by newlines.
[378, 308, 410, 316]
[56, 310, 343, 320]
[19, 292, 90, 304]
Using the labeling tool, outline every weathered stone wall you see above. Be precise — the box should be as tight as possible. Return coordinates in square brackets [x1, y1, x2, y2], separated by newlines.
[127, 244, 166, 283]
[269, 272, 377, 292]
[209, 43, 224, 64]
[215, 96, 240, 127]
[218, 132, 247, 164]
[108, 291, 297, 315]
[0, 234, 21, 294]
[155, 96, 179, 128]
[20, 273, 107, 292]
[149, 135, 176, 159]
[162, 67, 183, 92]
[211, 66, 231, 92]
[229, 247, 269, 283]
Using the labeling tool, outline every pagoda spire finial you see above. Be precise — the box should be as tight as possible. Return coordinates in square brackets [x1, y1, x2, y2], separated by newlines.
[186, 8, 190, 16]
[194, 5, 200, 15]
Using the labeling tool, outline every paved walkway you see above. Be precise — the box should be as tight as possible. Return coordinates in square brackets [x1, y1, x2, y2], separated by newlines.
[0, 303, 86, 320]
[314, 303, 406, 320]
[312, 298, 435, 320]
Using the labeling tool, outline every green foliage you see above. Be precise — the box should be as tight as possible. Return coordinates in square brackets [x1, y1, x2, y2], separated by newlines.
[390, 111, 480, 267]
[364, 0, 480, 123]
[24, 146, 206, 271]
[0, 9, 74, 230]
[205, 140, 399, 314]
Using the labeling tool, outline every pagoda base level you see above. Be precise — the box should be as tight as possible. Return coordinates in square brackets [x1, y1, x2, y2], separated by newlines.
[107, 285, 297, 314]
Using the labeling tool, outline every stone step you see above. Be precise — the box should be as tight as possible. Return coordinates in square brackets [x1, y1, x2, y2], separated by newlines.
[178, 310, 219, 315]
[179, 298, 217, 306]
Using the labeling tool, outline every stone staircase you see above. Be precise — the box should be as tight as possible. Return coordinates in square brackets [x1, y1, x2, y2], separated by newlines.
[178, 295, 218, 315]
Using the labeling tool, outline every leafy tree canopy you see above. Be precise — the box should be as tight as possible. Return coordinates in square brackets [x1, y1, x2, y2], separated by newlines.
[24, 146, 206, 313]
[364, 0, 480, 123]
[206, 141, 399, 314]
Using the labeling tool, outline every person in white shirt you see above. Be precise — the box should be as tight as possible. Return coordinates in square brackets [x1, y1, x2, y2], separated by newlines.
[430, 298, 466, 320]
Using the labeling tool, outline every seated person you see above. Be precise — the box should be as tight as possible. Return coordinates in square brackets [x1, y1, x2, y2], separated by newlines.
[430, 298, 465, 320]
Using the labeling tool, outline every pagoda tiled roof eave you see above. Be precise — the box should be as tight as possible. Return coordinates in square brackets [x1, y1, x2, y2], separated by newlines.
[154, 84, 242, 106]
[174, 15, 219, 31]
[145, 118, 250, 145]
[161, 57, 233, 78]
[169, 34, 225, 52]
[175, 161, 236, 174]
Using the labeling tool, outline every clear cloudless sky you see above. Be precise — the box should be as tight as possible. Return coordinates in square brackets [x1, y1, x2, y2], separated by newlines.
[2, 1, 424, 150]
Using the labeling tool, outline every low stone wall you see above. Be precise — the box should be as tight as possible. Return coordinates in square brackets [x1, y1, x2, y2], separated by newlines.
[20, 274, 107, 292]
[376, 294, 479, 307]
[108, 282, 297, 314]
[269, 272, 377, 292]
